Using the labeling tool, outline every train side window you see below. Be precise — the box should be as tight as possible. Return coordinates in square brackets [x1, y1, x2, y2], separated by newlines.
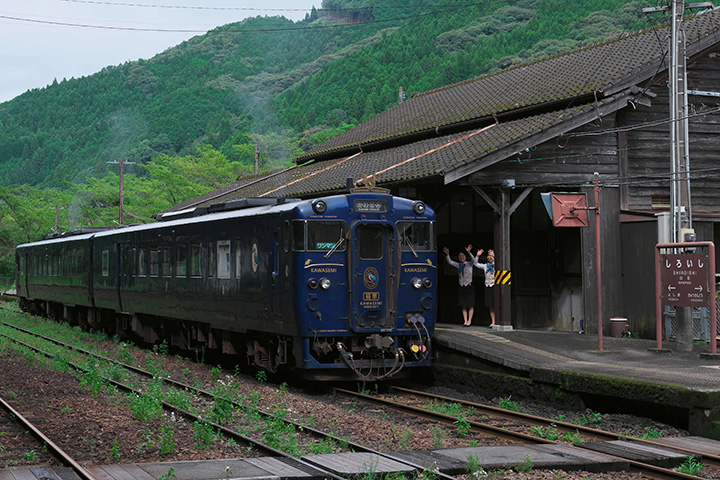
[102, 250, 110, 277]
[217, 241, 231, 279]
[149, 249, 160, 277]
[398, 221, 434, 252]
[208, 242, 215, 278]
[137, 248, 147, 277]
[307, 221, 347, 252]
[190, 244, 202, 277]
[234, 239, 242, 278]
[292, 221, 305, 251]
[162, 246, 172, 277]
[176, 244, 188, 278]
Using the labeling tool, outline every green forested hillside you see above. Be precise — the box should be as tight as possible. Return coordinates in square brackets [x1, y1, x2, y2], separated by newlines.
[0, 0, 660, 277]
[0, 0, 655, 189]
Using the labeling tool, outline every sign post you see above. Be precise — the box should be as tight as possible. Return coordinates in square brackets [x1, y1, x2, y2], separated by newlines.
[655, 242, 716, 354]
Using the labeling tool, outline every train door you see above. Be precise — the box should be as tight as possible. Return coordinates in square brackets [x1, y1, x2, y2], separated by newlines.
[351, 222, 395, 330]
[270, 229, 281, 316]
[117, 242, 131, 312]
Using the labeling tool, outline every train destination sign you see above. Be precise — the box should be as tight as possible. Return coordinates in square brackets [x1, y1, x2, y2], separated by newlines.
[662, 253, 708, 306]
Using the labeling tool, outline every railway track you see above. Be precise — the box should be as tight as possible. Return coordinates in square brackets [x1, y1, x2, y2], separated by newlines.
[0, 321, 459, 480]
[0, 317, 714, 480]
[333, 386, 716, 480]
[0, 392, 97, 479]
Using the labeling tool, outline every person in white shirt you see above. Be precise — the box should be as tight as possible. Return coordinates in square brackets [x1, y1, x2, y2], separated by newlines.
[443, 244, 483, 327]
[475, 249, 496, 328]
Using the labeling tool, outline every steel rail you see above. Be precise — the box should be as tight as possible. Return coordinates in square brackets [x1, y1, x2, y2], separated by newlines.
[0, 323, 461, 480]
[335, 388, 708, 480]
[0, 332, 349, 480]
[393, 386, 720, 468]
[0, 393, 98, 480]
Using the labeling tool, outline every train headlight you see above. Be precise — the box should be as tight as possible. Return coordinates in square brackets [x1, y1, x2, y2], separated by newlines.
[312, 200, 327, 214]
[412, 201, 426, 215]
[308, 278, 319, 289]
[423, 277, 433, 288]
[320, 277, 331, 290]
[411, 277, 422, 289]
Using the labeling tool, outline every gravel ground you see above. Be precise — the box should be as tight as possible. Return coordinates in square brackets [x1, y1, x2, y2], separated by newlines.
[0, 319, 708, 480]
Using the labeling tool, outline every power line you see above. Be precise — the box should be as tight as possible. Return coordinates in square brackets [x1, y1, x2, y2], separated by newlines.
[59, 0, 480, 12]
[0, 4, 474, 33]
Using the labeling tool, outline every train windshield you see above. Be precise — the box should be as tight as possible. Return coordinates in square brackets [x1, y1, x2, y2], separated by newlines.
[296, 220, 347, 252]
[398, 221, 434, 252]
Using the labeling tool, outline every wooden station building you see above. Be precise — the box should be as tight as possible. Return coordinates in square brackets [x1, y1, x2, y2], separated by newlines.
[167, 8, 720, 338]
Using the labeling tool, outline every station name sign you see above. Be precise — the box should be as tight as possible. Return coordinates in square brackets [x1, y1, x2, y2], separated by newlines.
[662, 253, 708, 306]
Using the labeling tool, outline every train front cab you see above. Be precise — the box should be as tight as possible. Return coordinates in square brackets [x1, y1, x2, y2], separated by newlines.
[295, 193, 436, 381]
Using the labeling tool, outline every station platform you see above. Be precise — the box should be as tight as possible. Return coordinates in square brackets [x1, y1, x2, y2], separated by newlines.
[431, 323, 720, 438]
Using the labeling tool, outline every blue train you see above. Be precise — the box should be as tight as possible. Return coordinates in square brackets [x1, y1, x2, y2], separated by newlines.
[15, 190, 437, 381]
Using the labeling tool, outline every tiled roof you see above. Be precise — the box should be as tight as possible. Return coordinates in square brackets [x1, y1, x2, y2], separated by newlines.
[297, 8, 720, 162]
[165, 8, 720, 211]
[170, 98, 625, 207]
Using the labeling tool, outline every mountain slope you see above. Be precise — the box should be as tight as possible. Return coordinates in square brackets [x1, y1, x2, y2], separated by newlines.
[0, 0, 656, 188]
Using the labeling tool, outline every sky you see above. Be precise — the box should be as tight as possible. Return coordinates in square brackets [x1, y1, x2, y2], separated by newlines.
[0, 0, 318, 103]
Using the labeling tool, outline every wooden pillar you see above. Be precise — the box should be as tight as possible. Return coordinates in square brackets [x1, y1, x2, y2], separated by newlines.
[473, 186, 532, 331]
[494, 191, 512, 329]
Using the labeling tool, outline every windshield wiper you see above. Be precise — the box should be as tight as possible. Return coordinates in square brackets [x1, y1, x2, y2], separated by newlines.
[403, 234, 418, 258]
[324, 236, 345, 258]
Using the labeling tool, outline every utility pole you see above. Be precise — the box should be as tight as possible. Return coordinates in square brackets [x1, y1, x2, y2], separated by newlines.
[50, 205, 64, 233]
[107, 159, 136, 226]
[645, 0, 712, 350]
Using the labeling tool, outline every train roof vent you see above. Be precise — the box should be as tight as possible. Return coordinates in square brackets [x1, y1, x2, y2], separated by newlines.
[207, 197, 301, 213]
[41, 227, 110, 240]
[156, 207, 209, 222]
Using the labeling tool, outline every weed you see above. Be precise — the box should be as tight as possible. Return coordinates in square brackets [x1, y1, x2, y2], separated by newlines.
[497, 396, 525, 412]
[530, 424, 560, 441]
[210, 365, 222, 382]
[208, 397, 234, 424]
[127, 392, 163, 422]
[116, 342, 133, 364]
[255, 370, 267, 383]
[158, 467, 177, 480]
[675, 456, 705, 476]
[310, 437, 337, 454]
[424, 400, 463, 417]
[60, 406, 71, 415]
[192, 419, 217, 449]
[641, 427, 663, 439]
[79, 363, 105, 397]
[155, 340, 169, 355]
[466, 454, 485, 479]
[182, 367, 191, 377]
[399, 427, 413, 450]
[110, 439, 121, 460]
[24, 450, 37, 461]
[454, 416, 471, 437]
[158, 419, 176, 455]
[6, 390, 17, 399]
[430, 425, 445, 448]
[563, 430, 584, 443]
[517, 454, 533, 472]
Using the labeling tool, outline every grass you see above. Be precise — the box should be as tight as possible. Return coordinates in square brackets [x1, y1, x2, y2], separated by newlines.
[675, 456, 705, 475]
